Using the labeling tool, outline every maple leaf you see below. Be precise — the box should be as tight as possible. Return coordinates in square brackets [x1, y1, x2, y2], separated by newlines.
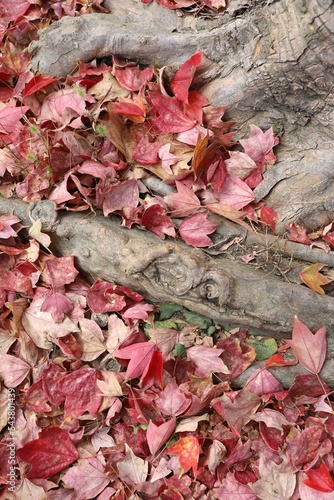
[303, 463, 334, 493]
[147, 417, 176, 455]
[62, 456, 110, 499]
[155, 380, 191, 416]
[245, 368, 283, 396]
[225, 151, 257, 179]
[114, 65, 153, 91]
[240, 125, 278, 165]
[285, 316, 326, 374]
[179, 211, 218, 247]
[259, 206, 278, 231]
[141, 204, 176, 239]
[299, 262, 332, 295]
[0, 354, 30, 387]
[22, 74, 57, 97]
[17, 427, 78, 479]
[103, 179, 139, 219]
[40, 291, 74, 322]
[141, 349, 163, 389]
[167, 435, 200, 476]
[55, 367, 102, 418]
[158, 143, 182, 174]
[218, 174, 255, 210]
[285, 426, 323, 470]
[43, 256, 79, 290]
[186, 345, 229, 376]
[287, 222, 311, 244]
[117, 444, 148, 486]
[251, 455, 296, 500]
[165, 180, 200, 217]
[114, 341, 157, 379]
[170, 52, 202, 103]
[150, 94, 197, 133]
[132, 135, 162, 164]
[0, 213, 20, 238]
[212, 389, 261, 433]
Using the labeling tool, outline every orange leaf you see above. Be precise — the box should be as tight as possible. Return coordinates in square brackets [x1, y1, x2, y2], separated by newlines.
[265, 353, 298, 368]
[299, 263, 332, 294]
[166, 435, 200, 477]
[207, 202, 255, 233]
[192, 133, 210, 179]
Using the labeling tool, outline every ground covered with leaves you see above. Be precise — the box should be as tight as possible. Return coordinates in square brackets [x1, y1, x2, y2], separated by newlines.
[1, 1, 334, 499]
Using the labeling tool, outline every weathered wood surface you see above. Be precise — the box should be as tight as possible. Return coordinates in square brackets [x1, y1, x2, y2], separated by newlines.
[1, 196, 334, 386]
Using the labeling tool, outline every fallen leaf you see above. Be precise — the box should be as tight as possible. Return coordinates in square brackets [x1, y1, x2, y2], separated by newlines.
[166, 435, 200, 476]
[299, 262, 332, 294]
[178, 211, 218, 247]
[303, 463, 334, 493]
[17, 427, 78, 479]
[285, 316, 326, 374]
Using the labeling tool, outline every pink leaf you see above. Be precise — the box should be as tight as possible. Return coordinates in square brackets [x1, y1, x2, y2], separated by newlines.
[165, 180, 201, 217]
[285, 316, 326, 374]
[117, 445, 148, 485]
[147, 417, 176, 455]
[132, 136, 162, 164]
[17, 427, 78, 479]
[114, 341, 156, 379]
[240, 125, 278, 165]
[40, 292, 74, 323]
[0, 213, 20, 239]
[158, 143, 182, 174]
[0, 354, 30, 387]
[186, 345, 229, 376]
[170, 52, 202, 103]
[179, 211, 218, 247]
[218, 174, 255, 210]
[62, 456, 110, 498]
[155, 380, 191, 416]
[103, 179, 139, 218]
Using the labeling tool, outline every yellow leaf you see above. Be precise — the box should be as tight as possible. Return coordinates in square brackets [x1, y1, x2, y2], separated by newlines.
[299, 263, 332, 294]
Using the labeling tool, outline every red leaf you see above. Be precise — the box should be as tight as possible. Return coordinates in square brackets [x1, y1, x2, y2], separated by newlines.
[240, 125, 278, 165]
[141, 204, 176, 239]
[155, 380, 191, 416]
[115, 341, 156, 379]
[132, 136, 162, 164]
[17, 427, 78, 479]
[287, 222, 311, 245]
[170, 52, 202, 103]
[141, 349, 163, 389]
[179, 211, 218, 247]
[22, 75, 57, 97]
[166, 435, 200, 476]
[303, 463, 334, 493]
[259, 206, 278, 231]
[87, 280, 126, 313]
[114, 65, 153, 91]
[44, 256, 79, 290]
[150, 94, 197, 133]
[55, 367, 102, 418]
[285, 316, 326, 374]
[108, 100, 145, 122]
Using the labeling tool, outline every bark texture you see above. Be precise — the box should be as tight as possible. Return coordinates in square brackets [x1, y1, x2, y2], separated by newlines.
[29, 0, 334, 232]
[1, 196, 334, 387]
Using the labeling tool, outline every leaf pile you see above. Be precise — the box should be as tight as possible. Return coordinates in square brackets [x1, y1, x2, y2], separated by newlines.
[1, 2, 334, 499]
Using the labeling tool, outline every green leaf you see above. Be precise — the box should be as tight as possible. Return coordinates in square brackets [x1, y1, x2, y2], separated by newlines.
[245, 338, 277, 361]
[182, 310, 213, 330]
[158, 302, 184, 320]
